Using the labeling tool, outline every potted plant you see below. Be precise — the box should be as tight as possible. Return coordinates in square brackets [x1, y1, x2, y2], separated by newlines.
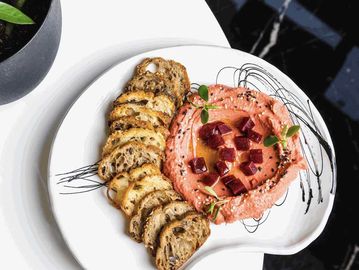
[0, 0, 61, 105]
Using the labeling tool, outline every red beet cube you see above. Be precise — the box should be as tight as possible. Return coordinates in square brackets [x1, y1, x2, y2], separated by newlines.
[237, 117, 255, 133]
[221, 175, 236, 186]
[198, 121, 222, 140]
[217, 123, 232, 135]
[207, 134, 225, 149]
[219, 147, 236, 162]
[189, 157, 207, 174]
[215, 161, 230, 176]
[227, 179, 247, 195]
[247, 130, 262, 143]
[201, 172, 220, 186]
[240, 161, 257, 176]
[249, 149, 263, 163]
[234, 136, 250, 151]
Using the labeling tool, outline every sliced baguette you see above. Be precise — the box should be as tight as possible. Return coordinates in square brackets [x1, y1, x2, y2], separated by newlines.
[108, 104, 171, 128]
[136, 58, 190, 106]
[125, 71, 177, 103]
[109, 116, 169, 138]
[143, 201, 194, 254]
[156, 213, 210, 270]
[98, 142, 163, 182]
[121, 174, 173, 216]
[102, 128, 166, 157]
[114, 90, 175, 116]
[128, 190, 182, 242]
[106, 163, 161, 207]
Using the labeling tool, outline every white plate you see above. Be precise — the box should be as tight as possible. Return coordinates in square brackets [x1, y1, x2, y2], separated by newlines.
[48, 45, 336, 269]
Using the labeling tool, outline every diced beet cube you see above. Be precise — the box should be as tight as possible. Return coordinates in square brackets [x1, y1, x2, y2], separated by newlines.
[240, 161, 257, 176]
[227, 179, 247, 195]
[234, 136, 250, 151]
[221, 175, 236, 186]
[249, 149, 263, 163]
[189, 157, 207, 174]
[219, 147, 236, 162]
[237, 117, 255, 133]
[217, 123, 232, 135]
[207, 134, 225, 149]
[247, 129, 262, 143]
[201, 172, 220, 186]
[215, 161, 230, 176]
[198, 121, 222, 140]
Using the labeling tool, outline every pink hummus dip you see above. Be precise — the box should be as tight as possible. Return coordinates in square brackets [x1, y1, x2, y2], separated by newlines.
[164, 85, 306, 224]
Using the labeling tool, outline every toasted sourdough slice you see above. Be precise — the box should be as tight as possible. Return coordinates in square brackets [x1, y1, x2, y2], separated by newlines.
[143, 201, 194, 254]
[98, 141, 163, 181]
[102, 128, 166, 157]
[106, 164, 161, 208]
[121, 174, 173, 216]
[156, 213, 210, 270]
[108, 104, 171, 128]
[125, 71, 177, 103]
[109, 116, 169, 138]
[136, 58, 190, 106]
[114, 91, 175, 116]
[128, 190, 182, 243]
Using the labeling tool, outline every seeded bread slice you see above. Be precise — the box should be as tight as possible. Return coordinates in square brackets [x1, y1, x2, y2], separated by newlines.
[109, 116, 169, 138]
[108, 104, 171, 128]
[121, 174, 173, 216]
[143, 201, 194, 254]
[136, 58, 190, 106]
[98, 142, 163, 182]
[155, 213, 210, 270]
[106, 164, 161, 208]
[128, 190, 182, 242]
[114, 90, 175, 116]
[102, 128, 166, 157]
[125, 71, 177, 103]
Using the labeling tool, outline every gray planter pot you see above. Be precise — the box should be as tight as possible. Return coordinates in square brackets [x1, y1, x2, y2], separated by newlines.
[0, 0, 62, 105]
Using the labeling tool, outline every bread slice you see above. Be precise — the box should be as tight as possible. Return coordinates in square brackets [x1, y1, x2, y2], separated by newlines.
[109, 116, 169, 138]
[121, 174, 173, 216]
[101, 128, 166, 157]
[143, 201, 194, 254]
[155, 213, 210, 270]
[128, 190, 182, 242]
[106, 163, 161, 207]
[136, 58, 190, 106]
[129, 163, 161, 182]
[98, 141, 163, 181]
[125, 71, 177, 103]
[108, 104, 171, 128]
[114, 90, 175, 116]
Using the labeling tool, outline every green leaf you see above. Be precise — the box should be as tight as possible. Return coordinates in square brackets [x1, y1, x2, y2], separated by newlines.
[203, 186, 218, 199]
[198, 85, 209, 102]
[0, 2, 34, 25]
[212, 205, 221, 221]
[286, 125, 300, 138]
[281, 125, 288, 138]
[201, 109, 209, 124]
[206, 202, 216, 215]
[189, 101, 201, 109]
[263, 135, 279, 147]
[204, 104, 219, 110]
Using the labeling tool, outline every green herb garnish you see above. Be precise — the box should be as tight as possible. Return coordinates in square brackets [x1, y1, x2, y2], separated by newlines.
[0, 2, 34, 25]
[191, 85, 218, 124]
[203, 186, 229, 221]
[203, 185, 219, 199]
[264, 125, 300, 149]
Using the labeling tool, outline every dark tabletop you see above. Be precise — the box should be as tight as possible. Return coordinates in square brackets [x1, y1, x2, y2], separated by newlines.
[205, 0, 359, 269]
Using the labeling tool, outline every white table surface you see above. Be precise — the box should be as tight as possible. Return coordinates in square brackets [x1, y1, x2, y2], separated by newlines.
[0, 0, 263, 269]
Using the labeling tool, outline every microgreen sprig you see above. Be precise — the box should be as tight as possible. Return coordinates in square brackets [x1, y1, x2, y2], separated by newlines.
[190, 85, 218, 124]
[202, 186, 229, 221]
[264, 125, 300, 149]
